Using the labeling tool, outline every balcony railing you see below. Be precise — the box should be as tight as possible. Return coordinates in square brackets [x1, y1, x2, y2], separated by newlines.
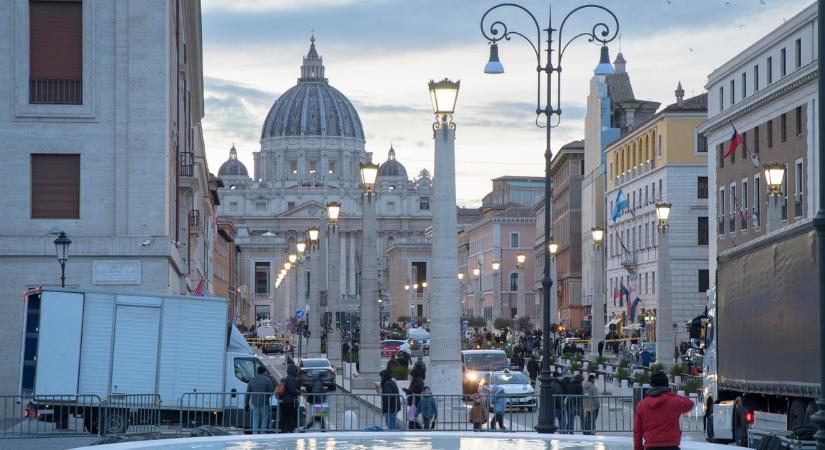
[29, 79, 82, 105]
[188, 209, 201, 230]
[179, 151, 194, 177]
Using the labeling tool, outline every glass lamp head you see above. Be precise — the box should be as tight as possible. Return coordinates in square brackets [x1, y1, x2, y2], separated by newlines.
[472, 267, 481, 277]
[288, 253, 297, 264]
[548, 242, 559, 256]
[516, 254, 526, 265]
[764, 163, 785, 196]
[491, 261, 501, 272]
[428, 78, 460, 117]
[360, 162, 380, 192]
[296, 241, 306, 254]
[284, 262, 292, 271]
[308, 227, 320, 243]
[457, 272, 464, 281]
[655, 202, 672, 227]
[326, 202, 341, 225]
[484, 42, 505, 74]
[53, 231, 71, 264]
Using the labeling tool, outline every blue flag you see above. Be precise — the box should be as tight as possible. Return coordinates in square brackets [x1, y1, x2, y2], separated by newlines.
[611, 189, 628, 222]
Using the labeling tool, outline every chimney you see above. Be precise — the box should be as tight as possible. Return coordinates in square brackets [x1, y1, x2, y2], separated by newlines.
[675, 81, 685, 107]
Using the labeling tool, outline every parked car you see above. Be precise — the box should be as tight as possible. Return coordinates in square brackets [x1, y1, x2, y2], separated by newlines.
[478, 369, 536, 411]
[381, 339, 406, 357]
[408, 338, 430, 356]
[262, 340, 284, 354]
[296, 358, 336, 391]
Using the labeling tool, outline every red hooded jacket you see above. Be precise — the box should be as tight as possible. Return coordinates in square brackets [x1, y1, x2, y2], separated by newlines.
[633, 387, 695, 450]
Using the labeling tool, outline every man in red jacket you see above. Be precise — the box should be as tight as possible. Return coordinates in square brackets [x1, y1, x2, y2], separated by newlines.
[633, 372, 695, 450]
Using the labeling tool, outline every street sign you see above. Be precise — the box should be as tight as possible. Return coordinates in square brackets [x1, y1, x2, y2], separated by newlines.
[295, 310, 305, 319]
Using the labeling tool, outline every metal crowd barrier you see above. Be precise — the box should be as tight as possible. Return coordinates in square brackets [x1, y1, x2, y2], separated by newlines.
[101, 393, 161, 435]
[178, 392, 282, 434]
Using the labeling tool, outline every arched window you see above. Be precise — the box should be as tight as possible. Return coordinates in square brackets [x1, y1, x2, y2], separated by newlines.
[510, 273, 519, 292]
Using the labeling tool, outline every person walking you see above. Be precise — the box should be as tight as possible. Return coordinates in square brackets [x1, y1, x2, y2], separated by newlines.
[418, 386, 438, 429]
[566, 373, 584, 433]
[488, 383, 507, 431]
[633, 372, 695, 450]
[277, 364, 301, 433]
[412, 356, 427, 380]
[303, 372, 328, 430]
[245, 366, 275, 434]
[510, 351, 525, 372]
[380, 369, 401, 430]
[403, 369, 424, 429]
[527, 355, 540, 386]
[469, 393, 487, 431]
[582, 374, 600, 435]
[551, 371, 566, 431]
[597, 340, 604, 359]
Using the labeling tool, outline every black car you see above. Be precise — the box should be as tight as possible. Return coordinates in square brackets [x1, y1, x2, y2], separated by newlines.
[262, 340, 284, 354]
[296, 358, 336, 391]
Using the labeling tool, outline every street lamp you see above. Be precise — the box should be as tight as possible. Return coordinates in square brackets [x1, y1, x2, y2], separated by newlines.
[296, 240, 306, 255]
[308, 227, 320, 247]
[591, 227, 606, 357]
[422, 281, 428, 288]
[404, 283, 410, 291]
[655, 203, 672, 229]
[481, 1, 619, 432]
[591, 227, 605, 246]
[764, 163, 785, 197]
[284, 262, 292, 271]
[516, 253, 526, 270]
[492, 261, 502, 322]
[548, 242, 559, 257]
[457, 272, 464, 281]
[288, 253, 298, 264]
[327, 202, 341, 226]
[360, 161, 380, 193]
[472, 267, 480, 277]
[491, 261, 501, 272]
[427, 78, 460, 121]
[53, 231, 71, 288]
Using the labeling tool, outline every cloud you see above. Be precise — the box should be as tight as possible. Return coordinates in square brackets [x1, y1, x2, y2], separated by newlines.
[202, 0, 363, 13]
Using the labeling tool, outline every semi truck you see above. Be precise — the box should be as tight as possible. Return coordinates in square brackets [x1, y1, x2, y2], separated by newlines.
[689, 220, 820, 447]
[18, 288, 277, 434]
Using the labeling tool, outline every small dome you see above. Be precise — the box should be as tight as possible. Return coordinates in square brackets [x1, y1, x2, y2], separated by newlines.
[378, 146, 407, 178]
[261, 37, 365, 140]
[218, 144, 249, 177]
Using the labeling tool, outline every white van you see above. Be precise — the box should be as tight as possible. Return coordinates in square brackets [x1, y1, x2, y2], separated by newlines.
[460, 349, 509, 394]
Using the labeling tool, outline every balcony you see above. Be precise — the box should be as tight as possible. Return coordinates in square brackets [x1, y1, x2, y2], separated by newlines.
[29, 79, 82, 105]
[620, 251, 636, 273]
[188, 209, 201, 233]
[179, 151, 194, 177]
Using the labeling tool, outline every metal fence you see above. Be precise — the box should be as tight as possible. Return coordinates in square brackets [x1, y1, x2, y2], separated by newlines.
[179, 392, 281, 434]
[0, 394, 159, 439]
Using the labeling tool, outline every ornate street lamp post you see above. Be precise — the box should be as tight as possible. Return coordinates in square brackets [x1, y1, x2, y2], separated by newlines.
[353, 161, 381, 388]
[654, 202, 672, 363]
[326, 201, 343, 368]
[428, 77, 462, 395]
[53, 232, 72, 288]
[307, 227, 323, 356]
[480, 1, 618, 433]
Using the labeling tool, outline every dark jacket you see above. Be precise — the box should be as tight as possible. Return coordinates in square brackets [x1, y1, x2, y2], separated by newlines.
[510, 354, 525, 371]
[633, 386, 695, 450]
[404, 375, 424, 406]
[279, 364, 301, 404]
[527, 358, 539, 378]
[412, 360, 427, 379]
[380, 371, 401, 414]
[246, 373, 275, 407]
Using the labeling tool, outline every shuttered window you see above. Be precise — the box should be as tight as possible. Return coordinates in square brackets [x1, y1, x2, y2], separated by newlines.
[31, 154, 80, 219]
[29, 0, 83, 104]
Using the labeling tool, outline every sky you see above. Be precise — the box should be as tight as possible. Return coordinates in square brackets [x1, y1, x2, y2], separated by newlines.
[201, 0, 812, 207]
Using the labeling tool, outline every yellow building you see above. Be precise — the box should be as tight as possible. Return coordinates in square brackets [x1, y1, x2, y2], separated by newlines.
[603, 85, 709, 347]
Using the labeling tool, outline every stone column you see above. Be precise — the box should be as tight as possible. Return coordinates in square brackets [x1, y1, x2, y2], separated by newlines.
[430, 119, 462, 396]
[493, 269, 502, 323]
[349, 233, 357, 295]
[590, 244, 605, 357]
[327, 226, 343, 369]
[655, 226, 673, 364]
[766, 195, 783, 233]
[352, 191, 381, 389]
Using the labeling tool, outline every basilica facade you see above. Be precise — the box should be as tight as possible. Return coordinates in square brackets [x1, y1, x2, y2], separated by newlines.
[216, 38, 433, 328]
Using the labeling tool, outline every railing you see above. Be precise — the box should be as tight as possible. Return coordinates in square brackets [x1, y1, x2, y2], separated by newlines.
[179, 392, 281, 434]
[188, 209, 201, 228]
[29, 79, 82, 105]
[179, 151, 194, 177]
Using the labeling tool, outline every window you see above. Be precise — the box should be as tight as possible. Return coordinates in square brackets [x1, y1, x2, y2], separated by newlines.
[645, 185, 649, 204]
[754, 64, 760, 91]
[718, 86, 724, 111]
[741, 179, 749, 230]
[782, 168, 788, 221]
[29, 0, 83, 105]
[309, 161, 317, 174]
[581, 161, 585, 176]
[234, 357, 266, 383]
[658, 134, 663, 157]
[698, 217, 709, 245]
[387, 201, 396, 212]
[753, 175, 761, 229]
[510, 232, 519, 248]
[754, 125, 760, 153]
[290, 161, 297, 175]
[730, 79, 735, 105]
[718, 187, 726, 235]
[697, 133, 707, 153]
[741, 131, 747, 158]
[645, 222, 650, 248]
[767, 120, 773, 148]
[767, 56, 773, 84]
[795, 38, 802, 68]
[741, 72, 747, 98]
[652, 271, 656, 294]
[796, 106, 803, 136]
[255, 262, 270, 294]
[287, 201, 295, 210]
[781, 113, 787, 143]
[328, 161, 336, 174]
[659, 180, 663, 200]
[230, 201, 239, 212]
[718, 143, 725, 168]
[730, 183, 737, 234]
[781, 47, 787, 77]
[419, 196, 430, 210]
[255, 202, 266, 211]
[510, 273, 519, 292]
[795, 159, 803, 218]
[254, 305, 271, 322]
[652, 182, 656, 201]
[644, 273, 649, 295]
[698, 270, 710, 293]
[31, 154, 80, 219]
[698, 176, 708, 199]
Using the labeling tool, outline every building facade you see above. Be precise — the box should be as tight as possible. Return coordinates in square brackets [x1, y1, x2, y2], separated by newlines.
[551, 140, 585, 329]
[215, 220, 250, 326]
[605, 88, 709, 345]
[216, 39, 433, 329]
[699, 3, 818, 280]
[0, 0, 215, 394]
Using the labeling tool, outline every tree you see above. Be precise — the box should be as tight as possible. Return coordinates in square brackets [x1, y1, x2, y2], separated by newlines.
[515, 316, 533, 332]
[467, 316, 486, 329]
[494, 317, 513, 330]
[397, 315, 411, 324]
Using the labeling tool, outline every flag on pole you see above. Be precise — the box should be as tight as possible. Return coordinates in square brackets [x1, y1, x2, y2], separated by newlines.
[734, 196, 749, 221]
[193, 278, 205, 297]
[611, 189, 629, 222]
[723, 124, 743, 160]
[615, 228, 629, 253]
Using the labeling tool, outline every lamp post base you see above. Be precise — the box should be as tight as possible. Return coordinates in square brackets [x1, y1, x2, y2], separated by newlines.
[534, 371, 558, 434]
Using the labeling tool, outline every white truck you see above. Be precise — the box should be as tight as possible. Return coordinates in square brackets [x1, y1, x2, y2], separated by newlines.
[19, 288, 276, 434]
[689, 221, 819, 448]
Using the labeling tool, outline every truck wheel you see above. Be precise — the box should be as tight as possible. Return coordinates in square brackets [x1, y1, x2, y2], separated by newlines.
[102, 409, 128, 435]
[83, 414, 99, 435]
[788, 399, 807, 430]
[804, 400, 817, 426]
[733, 399, 749, 448]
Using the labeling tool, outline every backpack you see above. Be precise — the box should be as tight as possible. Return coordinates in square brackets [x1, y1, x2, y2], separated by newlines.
[275, 379, 286, 397]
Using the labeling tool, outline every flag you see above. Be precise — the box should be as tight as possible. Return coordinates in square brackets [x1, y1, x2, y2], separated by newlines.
[193, 278, 206, 297]
[628, 297, 641, 322]
[612, 288, 620, 307]
[723, 125, 743, 160]
[611, 189, 628, 222]
[615, 228, 628, 253]
[619, 283, 629, 307]
[734, 196, 749, 221]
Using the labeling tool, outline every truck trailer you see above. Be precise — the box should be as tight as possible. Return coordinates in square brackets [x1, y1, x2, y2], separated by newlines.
[690, 220, 820, 447]
[19, 288, 276, 434]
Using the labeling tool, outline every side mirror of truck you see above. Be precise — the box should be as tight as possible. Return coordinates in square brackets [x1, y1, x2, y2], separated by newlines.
[688, 316, 708, 349]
